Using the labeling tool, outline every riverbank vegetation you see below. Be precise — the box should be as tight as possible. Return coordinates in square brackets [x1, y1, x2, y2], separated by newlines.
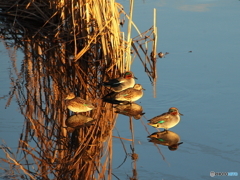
[0, 0, 157, 179]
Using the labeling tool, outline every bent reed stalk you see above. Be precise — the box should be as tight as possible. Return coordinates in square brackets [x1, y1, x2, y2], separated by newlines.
[0, 0, 158, 179]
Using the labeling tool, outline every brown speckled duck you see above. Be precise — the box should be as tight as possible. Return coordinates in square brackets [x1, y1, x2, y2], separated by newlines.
[114, 84, 144, 103]
[65, 93, 95, 113]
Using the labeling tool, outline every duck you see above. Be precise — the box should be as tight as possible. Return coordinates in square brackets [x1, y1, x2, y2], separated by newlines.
[103, 71, 135, 92]
[148, 107, 183, 130]
[65, 93, 95, 113]
[113, 84, 144, 103]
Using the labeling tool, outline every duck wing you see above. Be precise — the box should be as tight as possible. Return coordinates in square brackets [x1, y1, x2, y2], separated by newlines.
[115, 88, 136, 100]
[74, 98, 95, 108]
[103, 77, 124, 87]
[148, 112, 171, 124]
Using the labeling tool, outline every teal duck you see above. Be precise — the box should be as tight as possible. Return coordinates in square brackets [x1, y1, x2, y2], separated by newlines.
[114, 84, 144, 103]
[148, 107, 183, 130]
[103, 71, 135, 92]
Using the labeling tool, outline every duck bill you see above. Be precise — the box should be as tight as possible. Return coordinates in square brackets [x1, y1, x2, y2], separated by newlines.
[148, 123, 158, 128]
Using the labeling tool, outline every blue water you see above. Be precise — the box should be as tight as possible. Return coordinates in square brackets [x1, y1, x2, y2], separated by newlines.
[112, 0, 240, 179]
[0, 0, 240, 180]
[0, 41, 23, 146]
[0, 41, 24, 179]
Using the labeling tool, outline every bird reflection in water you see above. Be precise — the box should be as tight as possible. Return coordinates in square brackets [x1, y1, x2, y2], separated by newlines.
[65, 114, 96, 129]
[148, 130, 183, 151]
[64, 93, 96, 132]
[114, 103, 145, 120]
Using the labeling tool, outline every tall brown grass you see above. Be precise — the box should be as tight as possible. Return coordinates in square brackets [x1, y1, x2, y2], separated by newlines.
[0, 0, 158, 179]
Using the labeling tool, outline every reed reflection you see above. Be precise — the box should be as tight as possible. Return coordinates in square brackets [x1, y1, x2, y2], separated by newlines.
[0, 27, 155, 180]
[148, 131, 183, 151]
[0, 0, 157, 179]
[0, 27, 119, 180]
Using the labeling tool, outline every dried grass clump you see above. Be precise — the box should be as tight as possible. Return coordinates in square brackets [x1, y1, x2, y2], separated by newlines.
[0, 0, 158, 179]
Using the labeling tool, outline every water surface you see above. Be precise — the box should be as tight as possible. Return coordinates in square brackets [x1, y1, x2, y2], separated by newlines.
[113, 0, 240, 179]
[0, 0, 240, 180]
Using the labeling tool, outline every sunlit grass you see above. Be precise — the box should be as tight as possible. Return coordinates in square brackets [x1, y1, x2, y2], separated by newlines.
[0, 0, 158, 179]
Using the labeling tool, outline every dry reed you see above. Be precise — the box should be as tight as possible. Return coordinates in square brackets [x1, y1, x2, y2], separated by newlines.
[0, 0, 158, 179]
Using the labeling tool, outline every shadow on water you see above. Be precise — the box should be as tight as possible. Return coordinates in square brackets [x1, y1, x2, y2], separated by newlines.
[0, 0, 162, 179]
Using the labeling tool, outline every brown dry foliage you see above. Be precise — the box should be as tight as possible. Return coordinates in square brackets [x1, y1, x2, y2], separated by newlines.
[0, 0, 157, 179]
